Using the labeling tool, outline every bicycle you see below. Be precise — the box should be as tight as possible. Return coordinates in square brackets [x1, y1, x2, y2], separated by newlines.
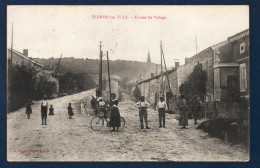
[90, 111, 126, 131]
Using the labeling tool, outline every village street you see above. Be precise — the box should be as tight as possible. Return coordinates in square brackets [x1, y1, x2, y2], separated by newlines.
[7, 89, 249, 161]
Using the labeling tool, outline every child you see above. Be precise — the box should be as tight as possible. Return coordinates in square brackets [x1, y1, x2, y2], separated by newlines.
[68, 103, 74, 119]
[25, 99, 33, 119]
[48, 105, 55, 115]
[98, 97, 107, 119]
[156, 97, 168, 128]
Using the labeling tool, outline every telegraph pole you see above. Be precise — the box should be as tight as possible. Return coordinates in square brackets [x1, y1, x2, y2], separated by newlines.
[10, 22, 14, 64]
[98, 41, 103, 93]
[195, 35, 200, 54]
[160, 41, 164, 96]
[107, 51, 112, 103]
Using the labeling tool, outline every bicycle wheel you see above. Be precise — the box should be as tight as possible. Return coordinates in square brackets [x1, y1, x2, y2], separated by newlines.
[119, 117, 126, 131]
[90, 116, 104, 131]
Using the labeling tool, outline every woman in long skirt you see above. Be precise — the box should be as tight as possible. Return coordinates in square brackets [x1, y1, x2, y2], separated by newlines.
[178, 98, 188, 128]
[109, 93, 121, 132]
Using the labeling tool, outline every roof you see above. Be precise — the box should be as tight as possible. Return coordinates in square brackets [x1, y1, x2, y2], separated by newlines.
[228, 29, 249, 43]
[8, 48, 44, 67]
[210, 40, 229, 50]
[138, 68, 177, 84]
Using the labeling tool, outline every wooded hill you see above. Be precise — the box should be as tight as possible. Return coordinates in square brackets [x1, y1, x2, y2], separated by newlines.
[34, 57, 159, 84]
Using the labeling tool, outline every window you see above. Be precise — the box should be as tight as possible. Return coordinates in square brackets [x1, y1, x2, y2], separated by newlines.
[240, 63, 247, 92]
[240, 43, 245, 54]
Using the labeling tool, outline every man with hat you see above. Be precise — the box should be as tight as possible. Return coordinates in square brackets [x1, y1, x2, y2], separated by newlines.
[156, 96, 168, 128]
[134, 96, 151, 129]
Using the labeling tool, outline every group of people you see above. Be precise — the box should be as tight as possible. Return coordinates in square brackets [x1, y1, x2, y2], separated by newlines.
[25, 95, 74, 125]
[92, 90, 121, 132]
[25, 90, 202, 129]
[134, 95, 203, 130]
[178, 96, 203, 129]
[134, 96, 168, 129]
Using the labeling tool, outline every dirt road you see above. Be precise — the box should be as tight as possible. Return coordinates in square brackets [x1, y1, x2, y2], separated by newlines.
[7, 90, 249, 161]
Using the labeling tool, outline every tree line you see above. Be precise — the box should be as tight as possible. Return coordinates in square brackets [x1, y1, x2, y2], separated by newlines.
[8, 64, 96, 112]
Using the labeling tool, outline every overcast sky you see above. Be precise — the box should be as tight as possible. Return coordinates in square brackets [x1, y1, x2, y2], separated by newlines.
[7, 5, 249, 66]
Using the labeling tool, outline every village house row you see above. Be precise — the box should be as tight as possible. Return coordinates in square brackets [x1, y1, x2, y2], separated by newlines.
[136, 29, 249, 119]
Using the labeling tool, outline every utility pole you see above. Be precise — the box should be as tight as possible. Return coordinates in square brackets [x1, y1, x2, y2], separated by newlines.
[160, 41, 164, 97]
[10, 22, 13, 64]
[195, 35, 200, 54]
[99, 41, 103, 93]
[107, 51, 112, 103]
[139, 74, 142, 96]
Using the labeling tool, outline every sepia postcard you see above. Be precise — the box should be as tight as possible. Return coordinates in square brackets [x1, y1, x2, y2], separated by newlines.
[7, 5, 249, 162]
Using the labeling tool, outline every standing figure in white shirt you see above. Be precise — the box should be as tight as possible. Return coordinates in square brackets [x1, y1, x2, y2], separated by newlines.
[41, 95, 48, 125]
[156, 97, 168, 128]
[134, 96, 151, 129]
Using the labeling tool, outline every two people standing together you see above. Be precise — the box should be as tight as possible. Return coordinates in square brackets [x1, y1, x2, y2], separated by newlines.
[134, 96, 168, 129]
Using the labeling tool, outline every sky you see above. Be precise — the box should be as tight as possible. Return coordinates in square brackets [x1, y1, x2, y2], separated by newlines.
[7, 5, 249, 66]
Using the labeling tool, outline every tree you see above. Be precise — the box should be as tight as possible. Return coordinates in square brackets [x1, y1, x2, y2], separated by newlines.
[133, 86, 141, 102]
[34, 76, 57, 100]
[179, 63, 206, 102]
[8, 64, 37, 111]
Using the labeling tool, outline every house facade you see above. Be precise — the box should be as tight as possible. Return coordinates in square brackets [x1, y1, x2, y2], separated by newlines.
[213, 29, 249, 119]
[8, 48, 60, 93]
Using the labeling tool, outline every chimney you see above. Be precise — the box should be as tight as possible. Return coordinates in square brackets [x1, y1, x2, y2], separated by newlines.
[175, 62, 180, 68]
[23, 49, 28, 57]
[151, 73, 154, 78]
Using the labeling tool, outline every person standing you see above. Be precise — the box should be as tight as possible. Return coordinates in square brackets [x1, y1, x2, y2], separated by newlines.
[192, 97, 201, 125]
[156, 97, 168, 128]
[25, 99, 33, 119]
[41, 96, 48, 125]
[109, 93, 121, 132]
[178, 98, 188, 129]
[68, 103, 74, 119]
[134, 96, 151, 129]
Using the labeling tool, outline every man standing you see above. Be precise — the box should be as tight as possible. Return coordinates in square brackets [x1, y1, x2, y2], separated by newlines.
[156, 97, 168, 128]
[41, 95, 48, 125]
[134, 96, 151, 129]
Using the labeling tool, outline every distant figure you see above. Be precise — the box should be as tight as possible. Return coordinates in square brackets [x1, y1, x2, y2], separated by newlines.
[81, 99, 89, 116]
[91, 90, 102, 115]
[156, 97, 168, 128]
[48, 105, 55, 115]
[41, 96, 48, 125]
[178, 98, 188, 129]
[68, 103, 74, 119]
[109, 93, 121, 132]
[192, 97, 201, 125]
[134, 96, 151, 129]
[25, 99, 33, 119]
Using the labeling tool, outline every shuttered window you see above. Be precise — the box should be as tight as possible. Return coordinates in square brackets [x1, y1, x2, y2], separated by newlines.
[240, 63, 247, 92]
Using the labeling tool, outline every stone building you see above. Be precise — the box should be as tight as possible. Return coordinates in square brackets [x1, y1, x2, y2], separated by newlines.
[213, 29, 249, 119]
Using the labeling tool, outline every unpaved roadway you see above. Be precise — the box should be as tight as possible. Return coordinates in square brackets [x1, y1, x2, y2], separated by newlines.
[7, 89, 249, 161]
